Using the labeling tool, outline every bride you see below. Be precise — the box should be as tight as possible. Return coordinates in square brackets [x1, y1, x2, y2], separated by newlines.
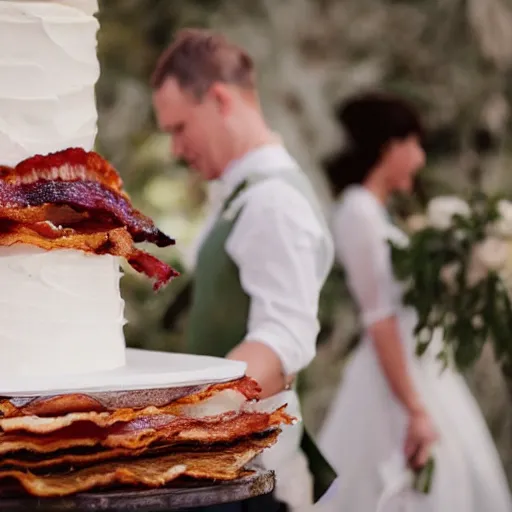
[317, 92, 512, 511]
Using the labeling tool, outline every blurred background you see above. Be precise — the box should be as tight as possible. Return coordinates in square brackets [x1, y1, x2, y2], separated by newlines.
[95, 0, 512, 483]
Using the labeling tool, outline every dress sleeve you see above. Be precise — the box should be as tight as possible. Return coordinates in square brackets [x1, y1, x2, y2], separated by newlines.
[333, 200, 398, 328]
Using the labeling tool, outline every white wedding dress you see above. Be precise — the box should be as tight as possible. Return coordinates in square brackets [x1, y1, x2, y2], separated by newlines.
[316, 186, 512, 511]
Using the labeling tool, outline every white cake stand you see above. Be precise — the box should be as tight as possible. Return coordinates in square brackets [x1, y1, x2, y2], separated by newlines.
[0, 348, 246, 397]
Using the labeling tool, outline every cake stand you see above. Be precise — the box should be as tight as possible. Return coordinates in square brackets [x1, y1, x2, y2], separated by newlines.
[0, 468, 275, 511]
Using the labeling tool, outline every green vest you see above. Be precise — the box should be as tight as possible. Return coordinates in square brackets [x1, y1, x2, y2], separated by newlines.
[186, 169, 336, 503]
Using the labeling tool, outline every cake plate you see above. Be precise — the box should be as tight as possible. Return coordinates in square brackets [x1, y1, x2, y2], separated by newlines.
[0, 468, 275, 511]
[0, 349, 247, 397]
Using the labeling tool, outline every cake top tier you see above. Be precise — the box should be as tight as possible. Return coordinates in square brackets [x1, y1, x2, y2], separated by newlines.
[0, 0, 99, 165]
[0, 0, 98, 16]
[31, 0, 98, 15]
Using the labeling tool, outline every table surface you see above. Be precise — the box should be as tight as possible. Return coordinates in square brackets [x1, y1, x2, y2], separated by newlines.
[0, 468, 274, 512]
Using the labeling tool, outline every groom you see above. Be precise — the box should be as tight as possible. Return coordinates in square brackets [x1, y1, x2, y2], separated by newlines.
[151, 28, 335, 511]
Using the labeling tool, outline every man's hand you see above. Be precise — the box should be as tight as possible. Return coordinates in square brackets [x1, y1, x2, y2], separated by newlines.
[227, 341, 294, 398]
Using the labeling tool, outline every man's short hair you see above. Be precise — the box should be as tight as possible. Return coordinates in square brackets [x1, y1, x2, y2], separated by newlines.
[151, 28, 256, 98]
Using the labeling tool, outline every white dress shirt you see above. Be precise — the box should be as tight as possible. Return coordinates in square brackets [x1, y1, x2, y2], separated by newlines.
[190, 144, 334, 509]
[194, 144, 333, 375]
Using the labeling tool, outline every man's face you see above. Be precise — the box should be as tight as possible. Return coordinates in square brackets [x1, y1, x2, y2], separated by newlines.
[153, 78, 231, 181]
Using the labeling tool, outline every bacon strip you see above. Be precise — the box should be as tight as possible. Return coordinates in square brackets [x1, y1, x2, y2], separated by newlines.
[0, 224, 178, 291]
[0, 431, 278, 472]
[1, 148, 124, 193]
[0, 407, 293, 456]
[0, 433, 278, 497]
[0, 205, 89, 225]
[0, 377, 261, 419]
[0, 458, 186, 498]
[0, 180, 173, 247]
[0, 148, 178, 289]
[173, 377, 262, 406]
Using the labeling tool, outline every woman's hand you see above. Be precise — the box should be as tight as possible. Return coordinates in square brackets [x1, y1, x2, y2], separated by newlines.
[404, 409, 439, 470]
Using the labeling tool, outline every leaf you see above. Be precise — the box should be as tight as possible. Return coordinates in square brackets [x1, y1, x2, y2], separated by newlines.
[416, 340, 431, 357]
[436, 349, 450, 373]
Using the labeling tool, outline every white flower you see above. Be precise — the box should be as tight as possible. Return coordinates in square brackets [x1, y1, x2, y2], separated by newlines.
[492, 199, 512, 237]
[467, 237, 508, 287]
[453, 229, 467, 242]
[471, 315, 484, 329]
[497, 240, 512, 293]
[440, 262, 460, 290]
[426, 196, 471, 230]
[406, 214, 428, 233]
[445, 312, 456, 325]
[474, 237, 508, 272]
[418, 328, 431, 343]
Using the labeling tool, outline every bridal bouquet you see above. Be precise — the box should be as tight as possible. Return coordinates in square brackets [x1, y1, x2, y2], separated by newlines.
[390, 193, 512, 375]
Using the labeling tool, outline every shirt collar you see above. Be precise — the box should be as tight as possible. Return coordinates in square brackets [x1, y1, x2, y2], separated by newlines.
[218, 144, 298, 197]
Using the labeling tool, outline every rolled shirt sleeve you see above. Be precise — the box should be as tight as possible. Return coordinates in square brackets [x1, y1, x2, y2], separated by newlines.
[226, 179, 332, 376]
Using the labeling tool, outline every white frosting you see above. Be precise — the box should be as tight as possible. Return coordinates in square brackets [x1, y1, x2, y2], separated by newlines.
[0, 0, 99, 165]
[0, 1, 127, 378]
[0, 247, 126, 376]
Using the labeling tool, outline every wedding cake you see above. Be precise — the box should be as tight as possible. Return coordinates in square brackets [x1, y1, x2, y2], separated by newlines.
[0, 0, 126, 377]
[0, 4, 293, 501]
[0, 0, 245, 393]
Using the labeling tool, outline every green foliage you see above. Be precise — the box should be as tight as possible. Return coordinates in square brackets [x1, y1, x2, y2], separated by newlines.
[390, 194, 512, 375]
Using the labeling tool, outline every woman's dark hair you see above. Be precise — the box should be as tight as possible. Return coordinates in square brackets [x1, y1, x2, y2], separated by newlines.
[323, 92, 424, 197]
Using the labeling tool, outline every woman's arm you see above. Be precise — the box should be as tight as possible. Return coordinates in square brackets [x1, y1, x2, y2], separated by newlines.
[334, 196, 437, 467]
[369, 316, 425, 415]
[371, 318, 438, 468]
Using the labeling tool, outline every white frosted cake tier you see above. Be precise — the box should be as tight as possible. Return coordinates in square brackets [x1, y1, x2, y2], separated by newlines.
[0, 0, 99, 166]
[0, 1, 114, 379]
[0, 246, 127, 376]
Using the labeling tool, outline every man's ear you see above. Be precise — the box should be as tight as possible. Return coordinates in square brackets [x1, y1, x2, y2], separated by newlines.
[208, 82, 233, 116]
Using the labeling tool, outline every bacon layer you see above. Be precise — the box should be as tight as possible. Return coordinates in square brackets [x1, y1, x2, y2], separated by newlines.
[0, 406, 292, 456]
[0, 148, 124, 193]
[0, 377, 262, 419]
[0, 385, 263, 435]
[0, 431, 278, 472]
[0, 376, 289, 498]
[0, 223, 177, 291]
[0, 180, 173, 246]
[0, 432, 278, 497]
[0, 148, 178, 288]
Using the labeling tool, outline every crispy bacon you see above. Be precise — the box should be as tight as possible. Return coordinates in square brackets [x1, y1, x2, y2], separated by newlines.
[0, 148, 179, 289]
[0, 179, 173, 247]
[0, 457, 187, 498]
[1, 148, 124, 193]
[0, 377, 261, 419]
[0, 376, 289, 498]
[0, 378, 263, 435]
[0, 395, 105, 420]
[0, 433, 278, 497]
[0, 431, 279, 472]
[0, 205, 89, 225]
[173, 377, 262, 406]
[0, 406, 293, 456]
[0, 224, 178, 291]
